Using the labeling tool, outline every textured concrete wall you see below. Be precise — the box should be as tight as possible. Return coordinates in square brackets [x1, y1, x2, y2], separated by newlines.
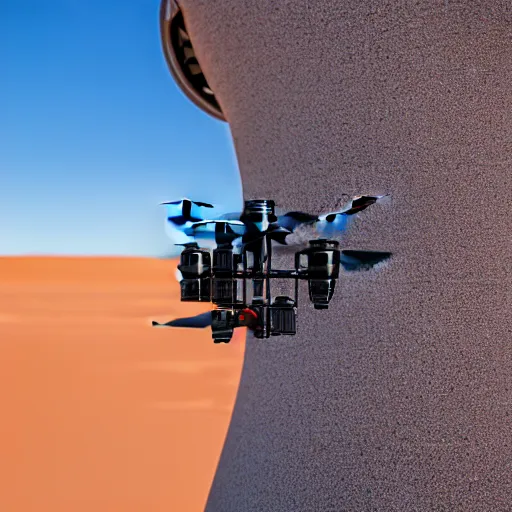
[179, 2, 512, 510]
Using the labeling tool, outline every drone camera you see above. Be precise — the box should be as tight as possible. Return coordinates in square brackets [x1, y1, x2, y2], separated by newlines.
[270, 296, 297, 336]
[178, 243, 212, 302]
[296, 239, 340, 309]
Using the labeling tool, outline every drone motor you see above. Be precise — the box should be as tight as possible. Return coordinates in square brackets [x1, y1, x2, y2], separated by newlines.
[296, 239, 340, 310]
[177, 242, 211, 302]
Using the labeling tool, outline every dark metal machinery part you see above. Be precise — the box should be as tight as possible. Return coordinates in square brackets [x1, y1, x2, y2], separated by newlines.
[296, 239, 341, 309]
[175, 201, 343, 342]
[211, 243, 239, 306]
[211, 309, 236, 343]
[177, 243, 211, 301]
[270, 297, 297, 336]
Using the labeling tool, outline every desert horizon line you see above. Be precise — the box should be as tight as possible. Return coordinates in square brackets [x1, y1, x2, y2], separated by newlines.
[0, 254, 178, 260]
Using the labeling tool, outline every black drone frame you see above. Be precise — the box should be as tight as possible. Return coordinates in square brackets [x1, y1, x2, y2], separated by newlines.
[158, 199, 391, 344]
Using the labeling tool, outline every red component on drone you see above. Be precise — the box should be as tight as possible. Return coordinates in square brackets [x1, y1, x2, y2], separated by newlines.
[238, 308, 260, 331]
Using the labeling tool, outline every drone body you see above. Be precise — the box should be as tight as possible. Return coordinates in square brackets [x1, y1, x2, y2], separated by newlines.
[153, 197, 392, 343]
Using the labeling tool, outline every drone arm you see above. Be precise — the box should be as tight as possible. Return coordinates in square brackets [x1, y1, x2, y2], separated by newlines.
[153, 311, 213, 328]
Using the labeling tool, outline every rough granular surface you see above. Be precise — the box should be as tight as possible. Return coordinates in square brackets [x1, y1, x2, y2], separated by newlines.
[179, 1, 512, 510]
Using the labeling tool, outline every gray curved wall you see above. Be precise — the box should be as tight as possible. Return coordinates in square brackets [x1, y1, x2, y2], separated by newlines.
[179, 2, 512, 510]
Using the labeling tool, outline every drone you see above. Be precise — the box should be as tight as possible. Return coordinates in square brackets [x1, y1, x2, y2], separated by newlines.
[152, 196, 392, 343]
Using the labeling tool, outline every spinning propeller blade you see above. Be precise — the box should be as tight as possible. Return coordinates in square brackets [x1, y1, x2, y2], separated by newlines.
[188, 219, 245, 244]
[319, 194, 387, 222]
[216, 211, 243, 221]
[278, 194, 387, 235]
[337, 195, 387, 216]
[192, 201, 215, 208]
[189, 220, 245, 229]
[278, 211, 319, 232]
[340, 250, 392, 271]
[160, 198, 214, 208]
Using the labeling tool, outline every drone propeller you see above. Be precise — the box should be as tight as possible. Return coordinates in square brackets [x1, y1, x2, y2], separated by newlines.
[277, 211, 319, 232]
[189, 219, 244, 229]
[160, 198, 214, 208]
[191, 201, 215, 208]
[174, 242, 199, 248]
[268, 226, 293, 245]
[216, 211, 244, 221]
[162, 197, 216, 228]
[340, 250, 392, 271]
[318, 194, 386, 222]
[279, 194, 387, 233]
[186, 219, 246, 245]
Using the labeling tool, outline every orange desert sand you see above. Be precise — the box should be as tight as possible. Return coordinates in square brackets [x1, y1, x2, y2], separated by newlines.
[0, 257, 245, 512]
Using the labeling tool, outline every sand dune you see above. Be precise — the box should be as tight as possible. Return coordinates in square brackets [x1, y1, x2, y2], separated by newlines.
[0, 257, 245, 512]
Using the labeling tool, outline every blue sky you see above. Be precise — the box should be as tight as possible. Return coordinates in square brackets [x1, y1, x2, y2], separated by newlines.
[0, 0, 241, 257]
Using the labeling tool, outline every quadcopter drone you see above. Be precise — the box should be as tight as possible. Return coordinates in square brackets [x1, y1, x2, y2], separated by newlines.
[152, 196, 392, 343]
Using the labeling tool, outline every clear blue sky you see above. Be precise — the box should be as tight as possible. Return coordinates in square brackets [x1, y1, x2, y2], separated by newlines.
[0, 0, 242, 257]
